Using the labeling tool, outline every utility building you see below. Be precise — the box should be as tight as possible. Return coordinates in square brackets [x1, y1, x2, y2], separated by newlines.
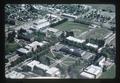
[80, 65, 102, 79]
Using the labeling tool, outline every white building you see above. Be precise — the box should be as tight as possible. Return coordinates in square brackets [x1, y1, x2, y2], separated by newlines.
[66, 36, 85, 44]
[35, 22, 50, 31]
[97, 56, 106, 68]
[46, 14, 62, 20]
[17, 48, 30, 55]
[46, 67, 61, 77]
[80, 72, 95, 79]
[86, 43, 98, 49]
[80, 65, 102, 79]
[31, 19, 50, 31]
[26, 60, 40, 71]
[46, 28, 59, 33]
[62, 13, 78, 20]
[26, 41, 47, 52]
[35, 63, 50, 71]
[6, 71, 25, 79]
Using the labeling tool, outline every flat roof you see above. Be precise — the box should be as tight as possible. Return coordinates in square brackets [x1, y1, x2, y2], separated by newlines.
[62, 13, 78, 18]
[17, 48, 30, 54]
[80, 72, 95, 79]
[86, 43, 98, 49]
[35, 22, 50, 30]
[84, 65, 102, 75]
[46, 67, 60, 75]
[28, 41, 44, 47]
[26, 60, 40, 68]
[47, 28, 59, 33]
[66, 36, 85, 43]
[6, 71, 25, 79]
[35, 63, 50, 70]
[82, 52, 95, 60]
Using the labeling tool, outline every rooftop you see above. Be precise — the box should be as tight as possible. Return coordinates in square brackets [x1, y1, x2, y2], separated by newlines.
[81, 52, 95, 60]
[80, 72, 95, 79]
[84, 65, 102, 75]
[46, 67, 60, 75]
[28, 41, 44, 47]
[26, 60, 40, 68]
[6, 71, 25, 79]
[35, 63, 50, 70]
[47, 28, 59, 33]
[86, 43, 98, 49]
[17, 48, 30, 54]
[66, 36, 85, 43]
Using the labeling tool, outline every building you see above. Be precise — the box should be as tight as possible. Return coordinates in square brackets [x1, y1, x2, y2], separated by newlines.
[59, 45, 84, 57]
[62, 13, 78, 21]
[25, 41, 48, 52]
[66, 36, 85, 44]
[33, 63, 50, 76]
[46, 14, 62, 21]
[24, 60, 60, 77]
[6, 71, 25, 79]
[80, 65, 102, 79]
[86, 43, 98, 49]
[30, 19, 50, 31]
[25, 60, 40, 71]
[81, 51, 96, 61]
[44, 28, 59, 33]
[42, 28, 63, 38]
[27, 41, 41, 52]
[46, 67, 61, 77]
[17, 48, 30, 55]
[96, 56, 106, 68]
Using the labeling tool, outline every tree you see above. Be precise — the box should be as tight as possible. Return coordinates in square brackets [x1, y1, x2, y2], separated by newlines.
[7, 31, 16, 42]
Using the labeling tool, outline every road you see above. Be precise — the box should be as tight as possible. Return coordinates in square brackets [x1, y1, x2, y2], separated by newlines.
[5, 57, 33, 74]
[49, 55, 69, 67]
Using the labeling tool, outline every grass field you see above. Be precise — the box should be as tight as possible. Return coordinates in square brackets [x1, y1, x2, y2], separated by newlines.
[86, 28, 111, 39]
[100, 64, 116, 79]
[53, 21, 89, 32]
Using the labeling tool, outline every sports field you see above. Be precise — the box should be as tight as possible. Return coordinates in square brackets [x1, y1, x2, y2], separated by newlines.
[53, 21, 89, 32]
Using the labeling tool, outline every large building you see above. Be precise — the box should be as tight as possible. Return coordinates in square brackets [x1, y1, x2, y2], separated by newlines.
[66, 36, 86, 44]
[24, 60, 60, 77]
[30, 19, 50, 31]
[61, 13, 78, 21]
[86, 43, 98, 49]
[6, 71, 25, 79]
[59, 45, 84, 57]
[80, 65, 102, 79]
[46, 67, 61, 77]
[81, 51, 96, 62]
[17, 48, 30, 55]
[96, 56, 106, 68]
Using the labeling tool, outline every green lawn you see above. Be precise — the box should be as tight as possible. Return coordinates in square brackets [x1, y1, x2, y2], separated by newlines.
[53, 21, 89, 32]
[100, 64, 116, 79]
[86, 28, 111, 39]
